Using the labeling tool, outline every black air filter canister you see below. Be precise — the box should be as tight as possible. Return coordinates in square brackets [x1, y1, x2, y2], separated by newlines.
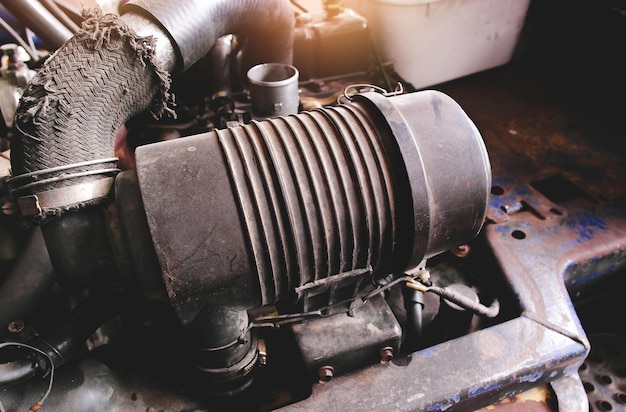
[134, 90, 491, 324]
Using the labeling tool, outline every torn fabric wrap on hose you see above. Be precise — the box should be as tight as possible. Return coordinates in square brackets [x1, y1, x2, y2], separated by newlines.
[8, 8, 174, 220]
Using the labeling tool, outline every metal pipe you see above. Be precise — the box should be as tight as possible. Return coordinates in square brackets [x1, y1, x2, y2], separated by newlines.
[0, 358, 37, 386]
[0, 0, 73, 49]
[39, 0, 80, 33]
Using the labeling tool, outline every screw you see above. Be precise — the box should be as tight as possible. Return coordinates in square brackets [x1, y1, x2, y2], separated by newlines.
[318, 366, 334, 383]
[7, 320, 24, 333]
[380, 346, 394, 364]
[451, 244, 471, 258]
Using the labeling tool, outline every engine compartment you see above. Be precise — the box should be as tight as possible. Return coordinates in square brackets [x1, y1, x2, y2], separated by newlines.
[0, 1, 625, 411]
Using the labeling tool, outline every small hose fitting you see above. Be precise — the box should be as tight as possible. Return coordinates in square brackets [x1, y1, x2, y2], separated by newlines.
[406, 281, 500, 318]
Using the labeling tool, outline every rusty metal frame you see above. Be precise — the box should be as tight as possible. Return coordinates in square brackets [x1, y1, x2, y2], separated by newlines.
[277, 156, 626, 411]
[274, 229, 583, 411]
[275, 171, 626, 411]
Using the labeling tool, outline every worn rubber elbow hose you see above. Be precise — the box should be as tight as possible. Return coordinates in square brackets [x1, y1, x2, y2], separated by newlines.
[8, 8, 173, 219]
[8, 0, 295, 220]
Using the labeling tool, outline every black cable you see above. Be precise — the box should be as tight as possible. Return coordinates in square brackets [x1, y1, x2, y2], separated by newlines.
[405, 289, 424, 339]
[0, 341, 55, 411]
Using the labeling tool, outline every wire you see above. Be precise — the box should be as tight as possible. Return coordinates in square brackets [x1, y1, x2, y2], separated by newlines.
[0, 16, 40, 62]
[250, 274, 409, 330]
[290, 0, 309, 13]
[339, 82, 404, 104]
[0, 342, 55, 410]
[406, 280, 501, 318]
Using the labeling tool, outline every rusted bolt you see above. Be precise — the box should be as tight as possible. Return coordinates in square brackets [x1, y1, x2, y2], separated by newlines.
[500, 202, 523, 215]
[380, 346, 394, 364]
[451, 244, 471, 258]
[318, 365, 334, 383]
[7, 320, 24, 333]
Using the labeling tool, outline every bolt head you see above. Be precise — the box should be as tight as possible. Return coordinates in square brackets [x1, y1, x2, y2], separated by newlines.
[318, 366, 334, 383]
[451, 244, 471, 258]
[380, 346, 394, 364]
[7, 320, 24, 333]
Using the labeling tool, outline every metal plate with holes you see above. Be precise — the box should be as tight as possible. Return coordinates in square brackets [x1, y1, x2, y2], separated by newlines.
[580, 334, 626, 412]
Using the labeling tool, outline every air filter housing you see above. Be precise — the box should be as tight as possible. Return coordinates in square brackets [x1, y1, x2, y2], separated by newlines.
[133, 90, 491, 324]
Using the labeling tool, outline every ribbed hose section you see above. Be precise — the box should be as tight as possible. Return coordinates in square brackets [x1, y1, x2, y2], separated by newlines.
[215, 101, 398, 305]
[9, 9, 172, 217]
[135, 90, 490, 322]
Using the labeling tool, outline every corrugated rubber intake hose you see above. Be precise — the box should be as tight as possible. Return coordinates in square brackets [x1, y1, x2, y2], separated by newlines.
[134, 91, 491, 323]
